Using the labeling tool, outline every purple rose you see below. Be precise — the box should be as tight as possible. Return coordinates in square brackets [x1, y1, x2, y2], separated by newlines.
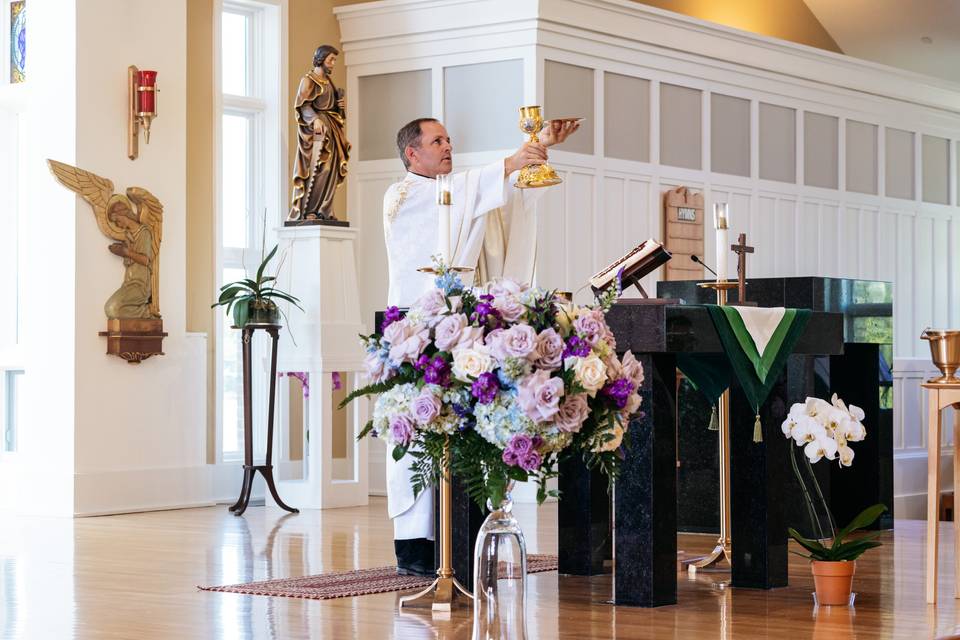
[573, 309, 607, 347]
[485, 328, 507, 360]
[501, 324, 537, 360]
[412, 390, 442, 425]
[520, 450, 542, 472]
[471, 371, 500, 404]
[389, 413, 415, 446]
[533, 328, 564, 370]
[554, 393, 590, 433]
[502, 448, 520, 466]
[517, 369, 565, 423]
[509, 434, 533, 455]
[434, 313, 468, 352]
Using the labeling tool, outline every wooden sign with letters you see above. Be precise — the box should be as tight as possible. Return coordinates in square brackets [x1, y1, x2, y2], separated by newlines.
[662, 186, 704, 281]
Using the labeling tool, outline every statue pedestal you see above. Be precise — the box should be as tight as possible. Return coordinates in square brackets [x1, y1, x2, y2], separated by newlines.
[274, 225, 368, 509]
[98, 318, 166, 364]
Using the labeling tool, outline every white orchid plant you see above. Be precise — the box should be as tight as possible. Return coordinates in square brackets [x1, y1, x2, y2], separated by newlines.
[781, 394, 886, 560]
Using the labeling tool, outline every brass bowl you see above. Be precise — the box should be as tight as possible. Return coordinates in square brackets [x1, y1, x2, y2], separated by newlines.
[921, 329, 960, 384]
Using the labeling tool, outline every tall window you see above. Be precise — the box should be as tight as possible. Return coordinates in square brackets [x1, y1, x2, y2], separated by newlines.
[217, 1, 284, 461]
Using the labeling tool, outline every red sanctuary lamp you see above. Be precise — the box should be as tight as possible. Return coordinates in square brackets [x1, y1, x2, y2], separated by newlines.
[128, 66, 159, 160]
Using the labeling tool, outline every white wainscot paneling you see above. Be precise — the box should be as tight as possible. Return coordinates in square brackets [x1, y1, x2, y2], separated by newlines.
[601, 175, 627, 269]
[932, 216, 950, 327]
[895, 212, 916, 356]
[566, 171, 596, 303]
[535, 170, 568, 294]
[773, 198, 797, 276]
[840, 206, 860, 279]
[818, 203, 840, 278]
[913, 216, 935, 357]
[357, 174, 401, 332]
[755, 196, 777, 277]
[876, 211, 897, 283]
[858, 208, 879, 278]
[798, 201, 821, 276]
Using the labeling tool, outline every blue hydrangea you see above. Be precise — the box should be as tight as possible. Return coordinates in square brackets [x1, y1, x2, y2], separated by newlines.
[434, 271, 464, 295]
[474, 390, 535, 449]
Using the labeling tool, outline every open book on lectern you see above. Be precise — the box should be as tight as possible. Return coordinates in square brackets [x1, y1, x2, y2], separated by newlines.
[589, 238, 672, 299]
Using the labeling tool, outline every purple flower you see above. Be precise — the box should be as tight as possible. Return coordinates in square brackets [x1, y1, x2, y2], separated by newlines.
[389, 414, 415, 446]
[381, 306, 403, 331]
[533, 328, 564, 370]
[602, 378, 635, 409]
[471, 371, 500, 404]
[510, 434, 534, 455]
[519, 450, 542, 472]
[471, 294, 503, 328]
[423, 356, 451, 387]
[563, 335, 591, 359]
[412, 390, 442, 425]
[492, 295, 526, 323]
[502, 448, 520, 466]
[516, 369, 565, 423]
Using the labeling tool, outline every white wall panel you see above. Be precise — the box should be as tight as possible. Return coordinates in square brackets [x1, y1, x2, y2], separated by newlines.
[773, 198, 796, 276]
[798, 202, 820, 277]
[840, 207, 859, 278]
[818, 204, 840, 278]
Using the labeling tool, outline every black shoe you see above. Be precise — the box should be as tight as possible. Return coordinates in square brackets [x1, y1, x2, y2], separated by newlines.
[395, 538, 436, 577]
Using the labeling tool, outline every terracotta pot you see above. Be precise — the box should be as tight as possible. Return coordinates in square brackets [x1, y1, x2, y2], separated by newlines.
[811, 560, 856, 605]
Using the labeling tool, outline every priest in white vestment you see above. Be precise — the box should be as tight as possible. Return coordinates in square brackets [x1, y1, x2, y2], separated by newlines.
[382, 117, 578, 575]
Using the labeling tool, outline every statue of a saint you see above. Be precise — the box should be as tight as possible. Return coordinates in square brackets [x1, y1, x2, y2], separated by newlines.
[287, 44, 351, 222]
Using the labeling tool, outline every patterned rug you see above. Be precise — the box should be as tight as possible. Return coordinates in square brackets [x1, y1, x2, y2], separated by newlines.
[198, 554, 558, 601]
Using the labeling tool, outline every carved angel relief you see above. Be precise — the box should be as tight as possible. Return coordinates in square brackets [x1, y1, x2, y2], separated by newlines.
[48, 160, 167, 363]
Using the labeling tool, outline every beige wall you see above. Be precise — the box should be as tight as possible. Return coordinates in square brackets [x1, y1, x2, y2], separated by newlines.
[633, 0, 842, 52]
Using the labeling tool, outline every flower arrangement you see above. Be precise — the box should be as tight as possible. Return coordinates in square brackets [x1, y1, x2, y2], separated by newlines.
[342, 263, 642, 507]
[780, 394, 886, 560]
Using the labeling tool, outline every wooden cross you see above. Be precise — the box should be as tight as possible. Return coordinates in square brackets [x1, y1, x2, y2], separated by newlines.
[731, 232, 754, 305]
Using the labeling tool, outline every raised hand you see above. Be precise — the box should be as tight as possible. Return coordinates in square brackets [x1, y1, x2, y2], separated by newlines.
[540, 119, 581, 147]
[504, 141, 548, 176]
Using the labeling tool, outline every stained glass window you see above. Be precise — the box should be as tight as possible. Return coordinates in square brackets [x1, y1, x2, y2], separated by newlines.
[9, 1, 25, 84]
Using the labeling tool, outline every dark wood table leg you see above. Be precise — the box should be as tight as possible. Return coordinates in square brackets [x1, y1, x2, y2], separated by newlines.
[262, 327, 297, 514]
[231, 327, 256, 517]
[614, 352, 678, 607]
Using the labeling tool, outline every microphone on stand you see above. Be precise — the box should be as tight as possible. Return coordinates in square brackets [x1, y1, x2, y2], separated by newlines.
[691, 254, 717, 277]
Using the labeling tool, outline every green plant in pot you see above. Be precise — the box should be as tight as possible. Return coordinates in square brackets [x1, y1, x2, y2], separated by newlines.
[212, 245, 303, 327]
[781, 395, 888, 606]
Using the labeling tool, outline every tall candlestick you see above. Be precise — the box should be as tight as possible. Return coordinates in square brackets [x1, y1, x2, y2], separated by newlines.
[714, 202, 729, 283]
[437, 173, 452, 265]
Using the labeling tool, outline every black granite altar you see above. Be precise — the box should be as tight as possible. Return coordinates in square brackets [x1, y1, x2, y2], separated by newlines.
[557, 462, 611, 576]
[657, 278, 894, 537]
[557, 302, 843, 605]
[614, 353, 678, 606]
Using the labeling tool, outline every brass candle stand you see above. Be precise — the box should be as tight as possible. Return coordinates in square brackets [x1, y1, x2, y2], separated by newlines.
[399, 438, 474, 613]
[685, 280, 738, 574]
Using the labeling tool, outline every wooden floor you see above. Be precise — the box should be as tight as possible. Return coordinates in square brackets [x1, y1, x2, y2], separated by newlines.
[0, 498, 958, 639]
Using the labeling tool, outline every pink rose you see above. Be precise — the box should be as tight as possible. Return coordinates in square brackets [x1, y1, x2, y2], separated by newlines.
[554, 393, 590, 433]
[621, 392, 642, 417]
[619, 351, 644, 389]
[382, 317, 409, 346]
[493, 295, 526, 323]
[502, 324, 537, 360]
[412, 288, 447, 324]
[434, 313, 468, 352]
[533, 328, 564, 370]
[517, 369, 565, 423]
[456, 325, 486, 350]
[485, 328, 507, 360]
[489, 279, 527, 298]
[364, 352, 390, 383]
[412, 390, 442, 425]
[388, 322, 430, 364]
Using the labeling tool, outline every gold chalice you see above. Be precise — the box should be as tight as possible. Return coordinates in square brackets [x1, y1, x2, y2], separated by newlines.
[921, 328, 960, 384]
[515, 105, 562, 189]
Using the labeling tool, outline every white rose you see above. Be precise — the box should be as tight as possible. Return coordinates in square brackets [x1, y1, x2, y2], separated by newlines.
[452, 345, 494, 381]
[574, 354, 607, 396]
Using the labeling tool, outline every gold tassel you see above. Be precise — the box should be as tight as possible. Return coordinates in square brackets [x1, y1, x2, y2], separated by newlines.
[708, 405, 719, 431]
[753, 414, 763, 443]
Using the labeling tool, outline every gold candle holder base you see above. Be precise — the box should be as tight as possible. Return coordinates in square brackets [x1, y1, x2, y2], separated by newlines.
[684, 280, 736, 574]
[399, 438, 474, 613]
[416, 266, 474, 275]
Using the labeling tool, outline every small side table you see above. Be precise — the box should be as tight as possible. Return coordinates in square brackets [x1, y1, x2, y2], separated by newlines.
[228, 323, 299, 517]
[924, 381, 960, 603]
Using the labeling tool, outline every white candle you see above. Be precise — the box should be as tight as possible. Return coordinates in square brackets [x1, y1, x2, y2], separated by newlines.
[714, 202, 729, 283]
[437, 173, 452, 265]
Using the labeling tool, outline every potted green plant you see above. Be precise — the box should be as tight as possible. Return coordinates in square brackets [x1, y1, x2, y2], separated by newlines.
[781, 395, 888, 605]
[212, 245, 303, 326]
[789, 503, 886, 605]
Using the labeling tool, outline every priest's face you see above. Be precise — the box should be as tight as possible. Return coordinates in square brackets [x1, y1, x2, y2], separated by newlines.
[407, 121, 453, 177]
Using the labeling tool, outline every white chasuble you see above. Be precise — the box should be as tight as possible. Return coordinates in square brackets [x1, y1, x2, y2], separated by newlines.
[381, 159, 545, 539]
